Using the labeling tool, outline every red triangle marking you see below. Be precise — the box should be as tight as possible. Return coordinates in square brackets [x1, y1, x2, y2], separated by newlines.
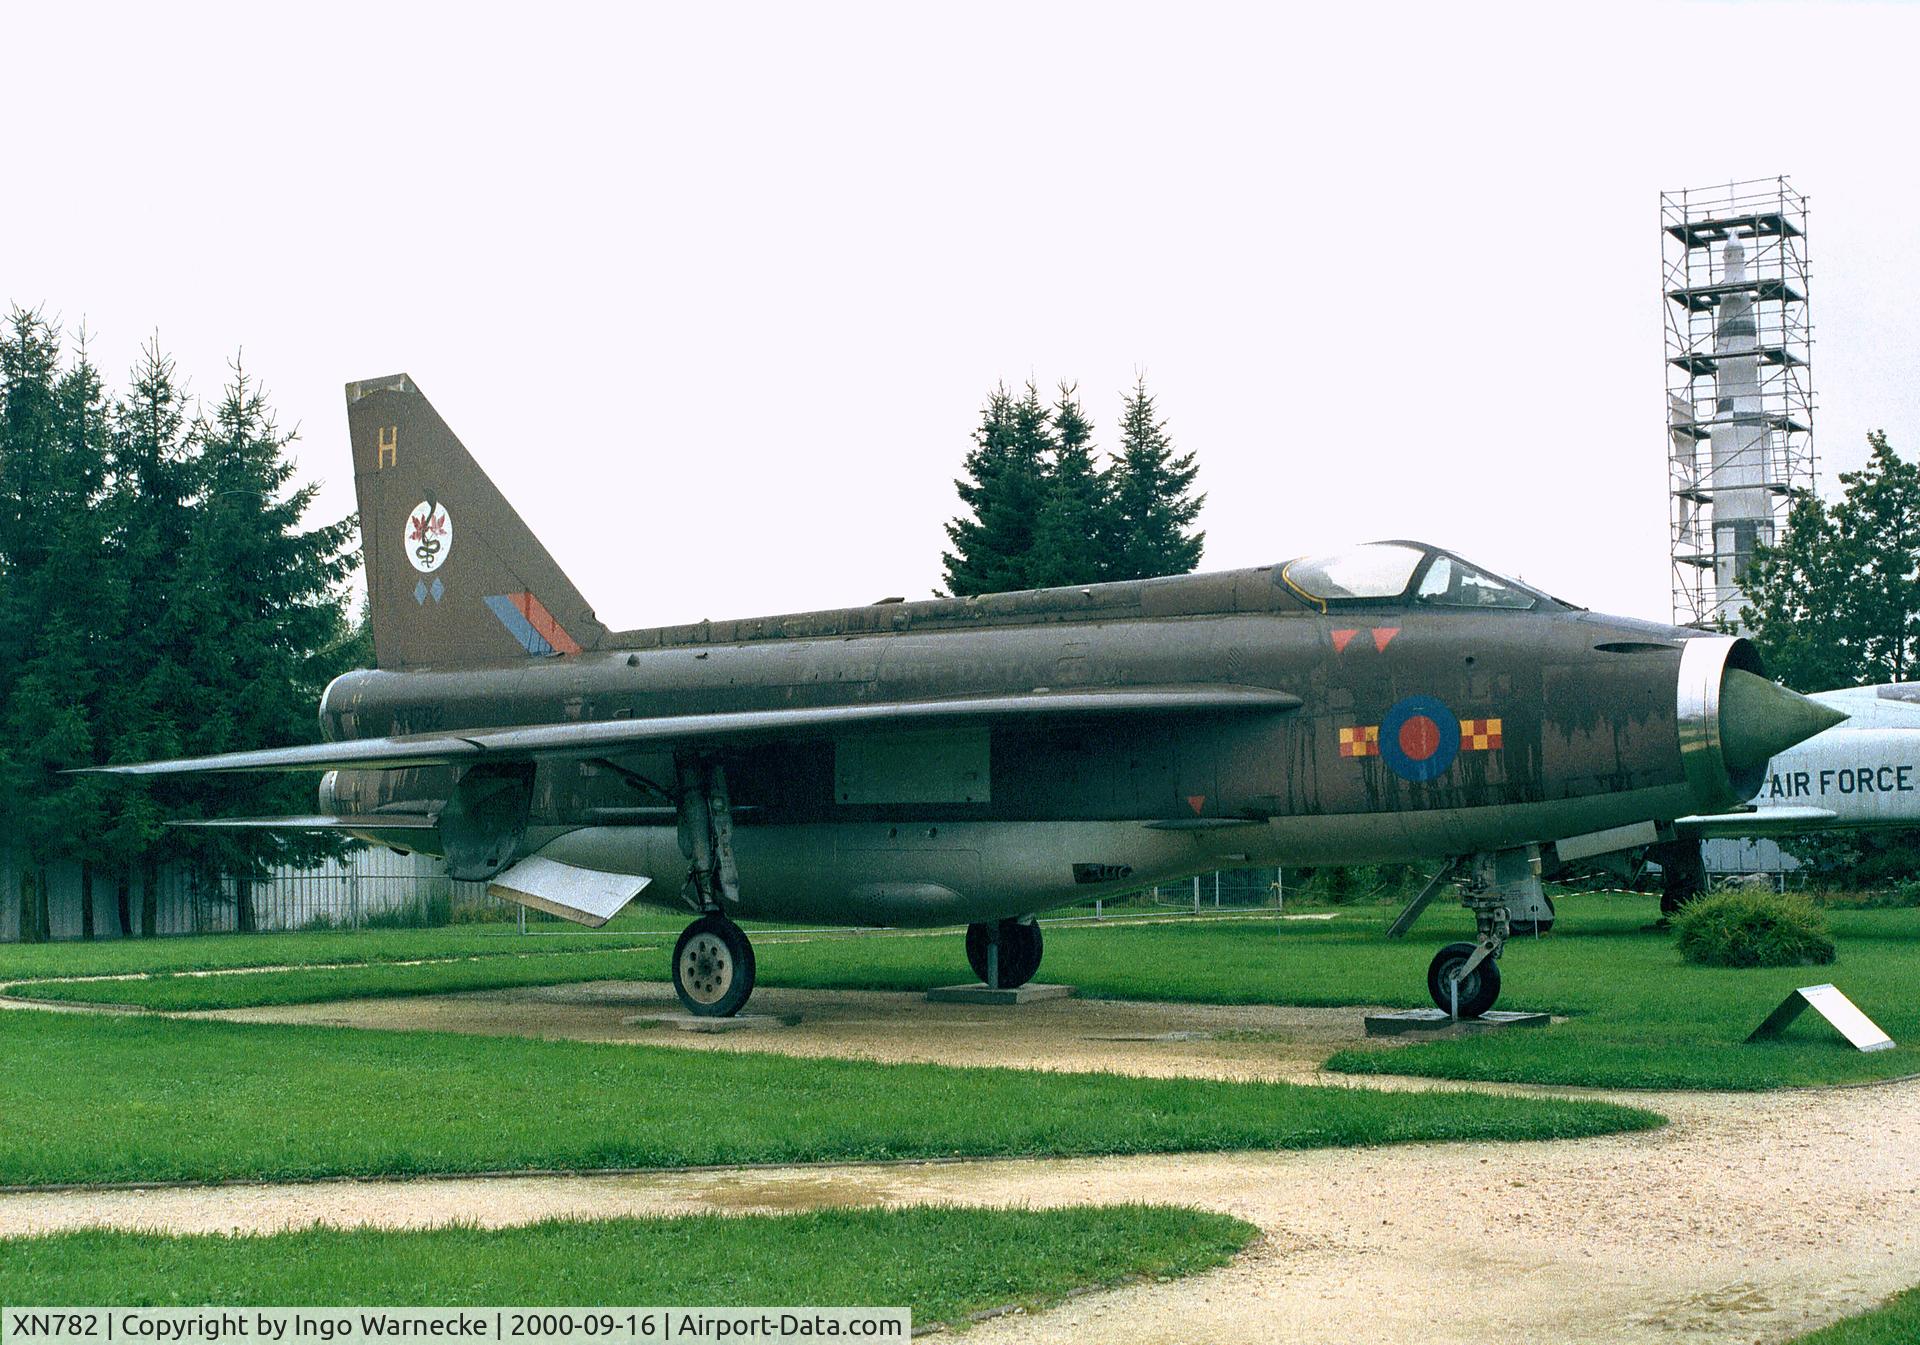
[1330, 629, 1358, 653]
[1372, 627, 1400, 652]
[1186, 795, 1207, 815]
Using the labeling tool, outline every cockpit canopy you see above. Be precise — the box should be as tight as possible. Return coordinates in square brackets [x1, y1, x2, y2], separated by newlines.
[1280, 541, 1556, 611]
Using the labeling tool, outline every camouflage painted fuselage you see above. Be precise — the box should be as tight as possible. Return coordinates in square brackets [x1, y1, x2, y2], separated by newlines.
[320, 568, 1709, 924]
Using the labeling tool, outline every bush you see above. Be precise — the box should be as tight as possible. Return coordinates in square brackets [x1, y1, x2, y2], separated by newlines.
[1674, 888, 1836, 968]
[450, 899, 521, 925]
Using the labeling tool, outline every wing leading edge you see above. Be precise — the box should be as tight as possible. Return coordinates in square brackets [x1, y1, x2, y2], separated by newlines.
[84, 685, 1302, 779]
[1673, 805, 1841, 839]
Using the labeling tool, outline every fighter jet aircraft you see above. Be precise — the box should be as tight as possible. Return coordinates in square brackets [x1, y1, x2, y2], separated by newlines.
[94, 375, 1845, 1017]
[1678, 684, 1920, 839]
[1583, 686, 1920, 913]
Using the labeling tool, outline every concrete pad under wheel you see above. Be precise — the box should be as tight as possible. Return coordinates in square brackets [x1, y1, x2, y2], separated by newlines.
[1364, 1008, 1551, 1037]
[621, 1012, 801, 1032]
[925, 983, 1077, 1005]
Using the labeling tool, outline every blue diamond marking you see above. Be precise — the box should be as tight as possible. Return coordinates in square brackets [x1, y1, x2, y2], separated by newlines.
[414, 580, 428, 605]
[431, 577, 445, 603]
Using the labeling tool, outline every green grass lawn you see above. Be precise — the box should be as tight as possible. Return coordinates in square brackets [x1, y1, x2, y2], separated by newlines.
[15, 895, 1915, 1091]
[742, 899, 1920, 1090]
[1788, 1285, 1920, 1344]
[1319, 902, 1920, 1090]
[0, 920, 679, 983]
[0, 1011, 1657, 1186]
[0, 1206, 1256, 1317]
[9, 947, 661, 1010]
[742, 899, 1919, 1090]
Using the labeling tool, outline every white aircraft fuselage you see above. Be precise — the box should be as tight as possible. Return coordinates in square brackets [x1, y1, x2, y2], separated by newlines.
[1683, 685, 1920, 838]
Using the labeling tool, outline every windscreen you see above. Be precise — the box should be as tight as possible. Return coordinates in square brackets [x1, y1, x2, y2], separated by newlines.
[1413, 555, 1539, 610]
[1283, 543, 1426, 601]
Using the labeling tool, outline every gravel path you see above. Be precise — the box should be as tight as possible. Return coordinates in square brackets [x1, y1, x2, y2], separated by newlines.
[203, 980, 1381, 1082]
[4, 984, 1916, 1343]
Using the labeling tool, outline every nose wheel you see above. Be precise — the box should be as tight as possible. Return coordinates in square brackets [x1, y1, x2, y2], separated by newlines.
[673, 913, 756, 1017]
[1427, 940, 1501, 1018]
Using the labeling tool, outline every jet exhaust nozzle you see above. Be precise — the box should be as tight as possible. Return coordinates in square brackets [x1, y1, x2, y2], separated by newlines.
[1677, 636, 1849, 810]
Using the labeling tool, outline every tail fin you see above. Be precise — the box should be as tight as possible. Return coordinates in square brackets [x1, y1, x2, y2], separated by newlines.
[346, 374, 606, 669]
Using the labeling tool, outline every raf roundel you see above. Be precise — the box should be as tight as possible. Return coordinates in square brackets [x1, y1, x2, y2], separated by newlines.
[405, 500, 452, 574]
[1378, 694, 1462, 783]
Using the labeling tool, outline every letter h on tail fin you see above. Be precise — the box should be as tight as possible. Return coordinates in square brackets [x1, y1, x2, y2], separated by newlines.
[346, 374, 605, 669]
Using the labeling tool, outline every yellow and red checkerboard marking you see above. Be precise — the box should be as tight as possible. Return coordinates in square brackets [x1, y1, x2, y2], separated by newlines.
[1338, 725, 1380, 757]
[1460, 718, 1503, 751]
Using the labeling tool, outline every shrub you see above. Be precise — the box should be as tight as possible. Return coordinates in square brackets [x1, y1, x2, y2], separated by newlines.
[1674, 888, 1836, 968]
[1315, 866, 1368, 905]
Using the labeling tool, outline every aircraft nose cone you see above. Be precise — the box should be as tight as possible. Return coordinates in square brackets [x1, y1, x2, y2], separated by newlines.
[1720, 669, 1849, 769]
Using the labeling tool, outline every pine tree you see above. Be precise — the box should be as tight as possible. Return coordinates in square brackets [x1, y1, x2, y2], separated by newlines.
[0, 311, 113, 940]
[44, 330, 117, 938]
[1102, 376, 1203, 581]
[0, 328, 361, 939]
[1028, 382, 1109, 588]
[168, 359, 359, 895]
[0, 310, 61, 940]
[942, 382, 1050, 596]
[96, 339, 199, 932]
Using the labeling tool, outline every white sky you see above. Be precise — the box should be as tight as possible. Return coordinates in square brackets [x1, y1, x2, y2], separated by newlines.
[7, 0, 1918, 629]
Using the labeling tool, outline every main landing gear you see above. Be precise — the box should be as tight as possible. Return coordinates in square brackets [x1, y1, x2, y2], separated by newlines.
[674, 912, 756, 1017]
[669, 754, 758, 1018]
[1648, 838, 1706, 925]
[966, 917, 1043, 989]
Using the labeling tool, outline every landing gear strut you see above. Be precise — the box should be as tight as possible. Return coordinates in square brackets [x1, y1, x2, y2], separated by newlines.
[966, 917, 1043, 989]
[670, 754, 757, 1017]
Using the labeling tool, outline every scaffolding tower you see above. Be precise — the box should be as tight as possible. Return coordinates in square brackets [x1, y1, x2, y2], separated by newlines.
[1663, 176, 1814, 629]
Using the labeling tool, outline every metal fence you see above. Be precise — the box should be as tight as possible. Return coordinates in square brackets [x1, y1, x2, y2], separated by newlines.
[2, 844, 1302, 944]
[1147, 867, 1288, 910]
[1051, 867, 1288, 918]
[0, 846, 560, 942]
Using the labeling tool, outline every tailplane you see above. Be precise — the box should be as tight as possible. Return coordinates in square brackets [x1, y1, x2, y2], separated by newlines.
[346, 374, 606, 669]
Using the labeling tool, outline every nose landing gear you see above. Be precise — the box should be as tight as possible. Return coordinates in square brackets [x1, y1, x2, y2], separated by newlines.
[1422, 847, 1541, 1018]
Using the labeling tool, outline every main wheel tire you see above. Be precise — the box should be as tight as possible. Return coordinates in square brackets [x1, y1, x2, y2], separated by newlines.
[964, 918, 1044, 989]
[1426, 940, 1500, 1018]
[673, 913, 756, 1017]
